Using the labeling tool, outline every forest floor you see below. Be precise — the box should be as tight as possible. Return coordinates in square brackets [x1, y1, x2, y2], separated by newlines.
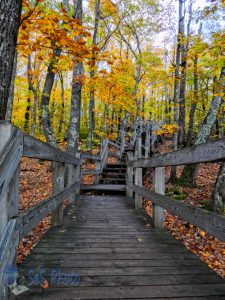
[17, 155, 225, 279]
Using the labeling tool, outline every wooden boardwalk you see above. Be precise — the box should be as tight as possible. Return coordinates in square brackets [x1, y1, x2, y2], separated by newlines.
[18, 194, 225, 299]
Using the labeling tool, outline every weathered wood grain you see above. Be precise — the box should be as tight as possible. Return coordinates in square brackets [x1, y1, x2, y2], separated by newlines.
[100, 139, 109, 172]
[0, 128, 23, 199]
[129, 137, 225, 167]
[0, 218, 19, 298]
[128, 183, 225, 242]
[82, 169, 101, 175]
[52, 162, 65, 227]
[0, 122, 13, 154]
[23, 134, 79, 165]
[17, 194, 225, 299]
[108, 140, 121, 149]
[134, 137, 142, 209]
[152, 167, 165, 229]
[0, 128, 22, 239]
[18, 182, 79, 238]
[82, 154, 101, 161]
[126, 152, 134, 198]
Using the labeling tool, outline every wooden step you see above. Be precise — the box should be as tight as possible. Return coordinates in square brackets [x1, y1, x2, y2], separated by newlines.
[100, 178, 126, 184]
[107, 163, 127, 168]
[101, 173, 126, 178]
[81, 184, 126, 194]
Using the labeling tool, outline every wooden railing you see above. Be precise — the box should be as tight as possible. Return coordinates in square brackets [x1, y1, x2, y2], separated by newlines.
[0, 120, 158, 298]
[0, 122, 81, 298]
[126, 136, 225, 242]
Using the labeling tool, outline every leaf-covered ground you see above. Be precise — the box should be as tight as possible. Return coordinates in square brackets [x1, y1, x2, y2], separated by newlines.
[17, 158, 52, 264]
[17, 157, 225, 279]
[144, 162, 225, 279]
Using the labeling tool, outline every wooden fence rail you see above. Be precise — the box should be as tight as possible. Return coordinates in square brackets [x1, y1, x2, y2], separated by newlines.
[126, 135, 225, 242]
[0, 123, 81, 299]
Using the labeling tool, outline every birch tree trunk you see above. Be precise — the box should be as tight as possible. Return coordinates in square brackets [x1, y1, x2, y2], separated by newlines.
[186, 24, 202, 146]
[0, 0, 22, 120]
[180, 67, 225, 186]
[41, 49, 60, 147]
[58, 72, 65, 135]
[178, 0, 193, 147]
[27, 55, 38, 136]
[88, 0, 101, 152]
[170, 0, 184, 182]
[212, 162, 225, 213]
[67, 0, 84, 153]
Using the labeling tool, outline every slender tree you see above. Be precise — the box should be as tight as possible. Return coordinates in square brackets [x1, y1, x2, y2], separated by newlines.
[67, 0, 84, 153]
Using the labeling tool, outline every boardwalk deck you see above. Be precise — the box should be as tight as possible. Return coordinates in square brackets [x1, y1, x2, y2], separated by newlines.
[17, 194, 225, 299]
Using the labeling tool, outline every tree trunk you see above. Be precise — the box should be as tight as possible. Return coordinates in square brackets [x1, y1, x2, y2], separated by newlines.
[27, 55, 38, 136]
[186, 55, 198, 146]
[24, 96, 31, 133]
[41, 49, 60, 147]
[178, 0, 193, 147]
[58, 72, 65, 135]
[170, 0, 184, 183]
[67, 0, 84, 153]
[180, 66, 225, 186]
[186, 23, 202, 146]
[212, 162, 225, 213]
[6, 50, 18, 122]
[0, 0, 22, 120]
[88, 0, 101, 152]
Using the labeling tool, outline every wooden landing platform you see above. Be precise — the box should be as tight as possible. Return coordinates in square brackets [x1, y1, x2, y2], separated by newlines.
[17, 195, 225, 299]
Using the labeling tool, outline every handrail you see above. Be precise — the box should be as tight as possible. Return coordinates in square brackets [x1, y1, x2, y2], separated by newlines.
[23, 134, 80, 165]
[126, 133, 225, 240]
[82, 154, 101, 161]
[129, 137, 225, 168]
[0, 122, 82, 295]
[128, 182, 225, 242]
[18, 181, 79, 238]
[0, 219, 18, 296]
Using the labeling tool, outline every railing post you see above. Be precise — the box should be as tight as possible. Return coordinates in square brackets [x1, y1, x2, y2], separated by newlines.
[145, 130, 150, 158]
[95, 160, 101, 184]
[0, 123, 22, 298]
[126, 152, 134, 198]
[100, 139, 109, 172]
[75, 151, 81, 199]
[120, 131, 125, 159]
[52, 162, 65, 227]
[152, 167, 165, 228]
[134, 137, 142, 209]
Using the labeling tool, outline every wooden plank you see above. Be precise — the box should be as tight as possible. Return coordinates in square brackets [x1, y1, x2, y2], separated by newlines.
[82, 169, 101, 175]
[0, 128, 23, 238]
[0, 128, 23, 198]
[0, 122, 13, 154]
[81, 184, 126, 192]
[128, 183, 225, 242]
[82, 154, 101, 161]
[16, 284, 225, 299]
[126, 152, 134, 198]
[23, 134, 80, 165]
[152, 167, 165, 229]
[129, 136, 225, 168]
[52, 162, 65, 227]
[108, 140, 121, 149]
[134, 137, 142, 209]
[0, 219, 19, 298]
[18, 182, 79, 238]
[19, 274, 224, 288]
[75, 152, 81, 199]
[100, 139, 109, 172]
